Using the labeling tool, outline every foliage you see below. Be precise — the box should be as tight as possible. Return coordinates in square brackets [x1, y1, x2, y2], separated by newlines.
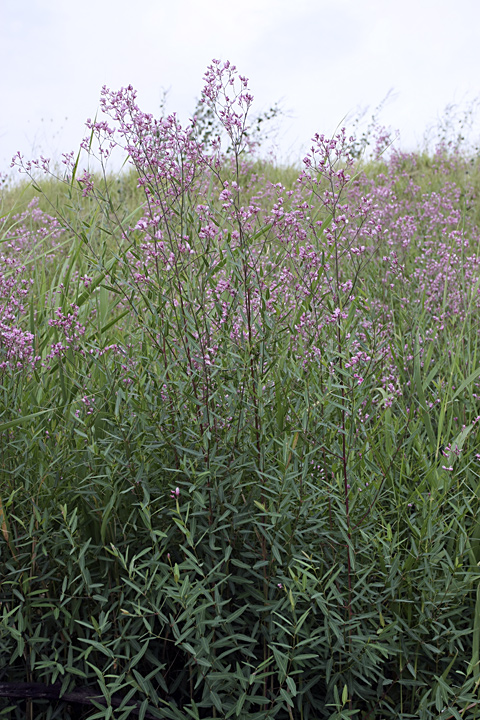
[2, 59, 480, 719]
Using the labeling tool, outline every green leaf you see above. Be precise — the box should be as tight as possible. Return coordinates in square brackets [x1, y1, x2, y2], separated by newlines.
[286, 676, 297, 697]
[0, 409, 50, 431]
[468, 583, 480, 679]
[414, 332, 437, 451]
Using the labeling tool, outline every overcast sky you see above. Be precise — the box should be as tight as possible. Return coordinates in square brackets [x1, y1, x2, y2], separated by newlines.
[2, 0, 480, 175]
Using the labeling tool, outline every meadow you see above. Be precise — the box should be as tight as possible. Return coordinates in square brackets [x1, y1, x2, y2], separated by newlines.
[2, 60, 480, 718]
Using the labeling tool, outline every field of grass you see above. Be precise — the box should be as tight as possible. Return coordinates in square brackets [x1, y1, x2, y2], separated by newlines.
[2, 61, 480, 718]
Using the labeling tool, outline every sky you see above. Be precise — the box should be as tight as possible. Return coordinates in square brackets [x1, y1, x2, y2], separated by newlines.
[2, 0, 480, 176]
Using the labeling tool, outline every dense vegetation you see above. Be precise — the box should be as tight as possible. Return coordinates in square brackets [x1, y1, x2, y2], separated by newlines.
[2, 60, 480, 718]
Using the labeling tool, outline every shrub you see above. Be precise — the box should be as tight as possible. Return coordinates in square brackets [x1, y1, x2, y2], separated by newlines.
[2, 59, 480, 719]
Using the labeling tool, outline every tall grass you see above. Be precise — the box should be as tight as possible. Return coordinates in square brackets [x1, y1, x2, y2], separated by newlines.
[1, 60, 480, 719]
